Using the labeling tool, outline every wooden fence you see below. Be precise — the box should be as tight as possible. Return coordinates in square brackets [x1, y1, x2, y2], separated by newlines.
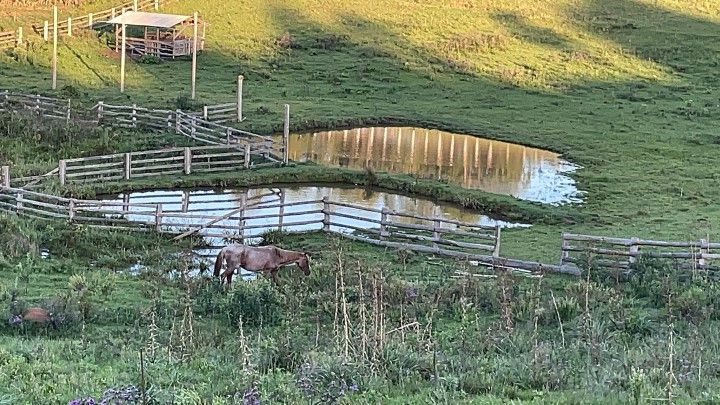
[57, 144, 275, 185]
[0, 185, 575, 274]
[0, 91, 79, 123]
[34, 0, 161, 40]
[199, 102, 239, 124]
[561, 233, 720, 271]
[0, 28, 21, 50]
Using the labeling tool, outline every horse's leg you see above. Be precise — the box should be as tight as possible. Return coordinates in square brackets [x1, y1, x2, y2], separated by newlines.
[270, 268, 280, 286]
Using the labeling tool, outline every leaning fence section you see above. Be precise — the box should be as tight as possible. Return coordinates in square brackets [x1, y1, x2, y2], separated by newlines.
[0, 91, 78, 123]
[0, 30, 18, 50]
[561, 233, 720, 272]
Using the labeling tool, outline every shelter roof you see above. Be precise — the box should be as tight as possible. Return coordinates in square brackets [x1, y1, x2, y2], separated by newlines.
[107, 11, 191, 28]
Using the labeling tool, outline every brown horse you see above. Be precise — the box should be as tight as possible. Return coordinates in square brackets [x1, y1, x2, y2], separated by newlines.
[213, 244, 311, 286]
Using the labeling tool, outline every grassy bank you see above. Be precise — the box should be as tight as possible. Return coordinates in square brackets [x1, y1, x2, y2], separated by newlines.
[2, 215, 720, 403]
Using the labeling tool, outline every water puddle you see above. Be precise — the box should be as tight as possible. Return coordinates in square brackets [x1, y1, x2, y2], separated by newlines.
[281, 127, 583, 205]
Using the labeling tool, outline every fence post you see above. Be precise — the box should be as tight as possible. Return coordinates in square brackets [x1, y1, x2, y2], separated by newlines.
[167, 111, 173, 129]
[88, 13, 93, 27]
[432, 219, 441, 250]
[97, 101, 104, 122]
[16, 192, 24, 215]
[322, 197, 331, 232]
[244, 144, 251, 168]
[132, 104, 137, 128]
[560, 234, 570, 264]
[155, 204, 162, 232]
[181, 190, 190, 212]
[225, 127, 232, 144]
[44, 21, 49, 41]
[237, 75, 243, 122]
[68, 199, 75, 223]
[190, 115, 196, 139]
[175, 109, 181, 134]
[59, 160, 67, 185]
[184, 147, 192, 174]
[699, 239, 708, 267]
[493, 226, 501, 257]
[628, 237, 640, 264]
[124, 153, 132, 180]
[67, 17, 72, 37]
[66, 99, 71, 124]
[203, 106, 208, 120]
[1, 166, 9, 188]
[35, 95, 41, 115]
[111, 8, 116, 18]
[278, 190, 285, 232]
[380, 207, 389, 240]
[283, 104, 290, 165]
[133, 0, 139, 11]
[238, 191, 246, 243]
[154, 0, 160, 10]
[16, 27, 22, 46]
[122, 193, 130, 214]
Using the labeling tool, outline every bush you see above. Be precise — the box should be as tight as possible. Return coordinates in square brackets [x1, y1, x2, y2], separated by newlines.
[137, 54, 162, 64]
[218, 279, 284, 326]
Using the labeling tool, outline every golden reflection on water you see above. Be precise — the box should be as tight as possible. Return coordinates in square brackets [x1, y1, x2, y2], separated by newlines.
[285, 127, 580, 204]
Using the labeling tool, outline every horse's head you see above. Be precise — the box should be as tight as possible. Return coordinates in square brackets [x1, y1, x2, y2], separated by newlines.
[297, 252, 311, 276]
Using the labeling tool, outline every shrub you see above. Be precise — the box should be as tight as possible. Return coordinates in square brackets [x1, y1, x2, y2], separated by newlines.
[218, 279, 284, 326]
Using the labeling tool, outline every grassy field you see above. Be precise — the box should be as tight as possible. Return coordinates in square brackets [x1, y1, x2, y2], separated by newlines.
[1, 0, 720, 403]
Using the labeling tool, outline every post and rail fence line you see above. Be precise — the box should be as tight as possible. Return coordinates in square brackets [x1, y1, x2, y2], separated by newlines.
[561, 233, 719, 272]
[33, 0, 162, 40]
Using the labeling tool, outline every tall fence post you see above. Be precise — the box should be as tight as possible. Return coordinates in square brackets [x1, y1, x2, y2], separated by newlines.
[1, 166, 10, 188]
[58, 160, 67, 185]
[66, 99, 71, 124]
[493, 226, 501, 257]
[16, 27, 22, 46]
[238, 191, 246, 243]
[244, 144, 251, 168]
[68, 199, 75, 223]
[43, 21, 49, 41]
[124, 153, 132, 180]
[322, 197, 331, 232]
[380, 207, 389, 240]
[154, 204, 162, 232]
[181, 190, 190, 212]
[88, 13, 93, 27]
[283, 103, 290, 165]
[111, 8, 116, 19]
[97, 101, 104, 122]
[183, 147, 192, 174]
[237, 75, 243, 122]
[67, 17, 72, 37]
[203, 106, 208, 120]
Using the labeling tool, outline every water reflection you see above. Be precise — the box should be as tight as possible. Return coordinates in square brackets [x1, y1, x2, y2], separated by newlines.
[282, 127, 582, 205]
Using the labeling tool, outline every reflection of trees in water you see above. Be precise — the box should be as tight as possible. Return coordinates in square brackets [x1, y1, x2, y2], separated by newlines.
[286, 127, 565, 199]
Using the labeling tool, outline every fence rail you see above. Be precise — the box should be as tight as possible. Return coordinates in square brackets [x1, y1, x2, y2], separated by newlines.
[0, 29, 20, 50]
[561, 233, 719, 271]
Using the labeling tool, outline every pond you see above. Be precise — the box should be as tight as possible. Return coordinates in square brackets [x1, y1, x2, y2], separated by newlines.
[280, 127, 583, 205]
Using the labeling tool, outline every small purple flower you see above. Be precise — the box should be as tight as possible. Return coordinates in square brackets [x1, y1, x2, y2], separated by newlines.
[68, 398, 97, 405]
[349, 383, 359, 393]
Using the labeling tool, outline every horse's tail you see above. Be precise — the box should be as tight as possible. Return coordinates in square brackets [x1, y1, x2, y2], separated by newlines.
[213, 248, 225, 277]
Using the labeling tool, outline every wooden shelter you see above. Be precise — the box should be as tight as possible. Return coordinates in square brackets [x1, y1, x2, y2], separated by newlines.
[107, 11, 205, 59]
